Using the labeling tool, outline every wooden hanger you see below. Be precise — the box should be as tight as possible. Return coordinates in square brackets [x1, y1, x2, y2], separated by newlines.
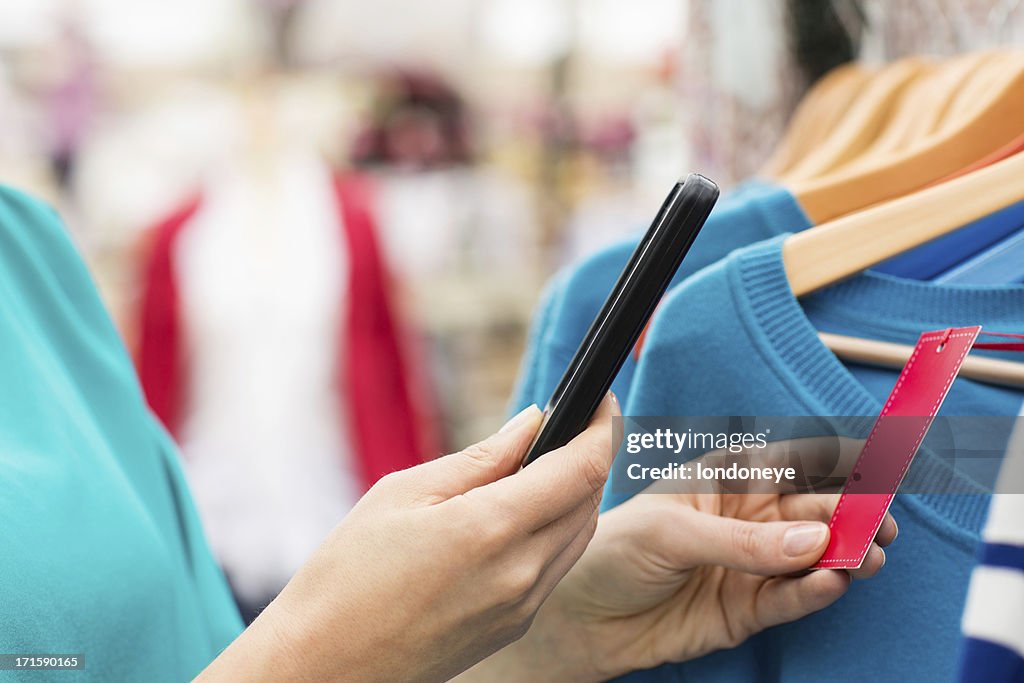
[846, 51, 998, 163]
[939, 50, 1017, 127]
[781, 58, 930, 183]
[821, 332, 1024, 388]
[784, 150, 1024, 294]
[783, 150, 1024, 386]
[855, 52, 1022, 187]
[789, 50, 1024, 224]
[760, 63, 873, 179]
[930, 131, 1024, 185]
[827, 67, 942, 167]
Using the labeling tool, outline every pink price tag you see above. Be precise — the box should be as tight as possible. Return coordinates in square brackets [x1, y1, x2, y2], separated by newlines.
[814, 326, 981, 570]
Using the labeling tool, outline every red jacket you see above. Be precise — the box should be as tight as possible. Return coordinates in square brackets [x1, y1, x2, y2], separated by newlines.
[135, 171, 437, 491]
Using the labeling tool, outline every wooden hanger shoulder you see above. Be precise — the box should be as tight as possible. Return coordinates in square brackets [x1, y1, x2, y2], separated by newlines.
[782, 58, 931, 183]
[783, 150, 1024, 296]
[931, 130, 1024, 185]
[761, 63, 872, 179]
[853, 51, 999, 162]
[789, 51, 1024, 224]
[939, 50, 1017, 128]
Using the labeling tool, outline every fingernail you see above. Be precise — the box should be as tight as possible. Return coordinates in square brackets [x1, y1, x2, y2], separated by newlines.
[608, 391, 618, 405]
[783, 523, 828, 557]
[500, 405, 540, 434]
[891, 518, 899, 542]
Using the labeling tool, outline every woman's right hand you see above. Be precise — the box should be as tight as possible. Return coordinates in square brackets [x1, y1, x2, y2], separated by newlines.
[198, 395, 620, 683]
[458, 437, 896, 682]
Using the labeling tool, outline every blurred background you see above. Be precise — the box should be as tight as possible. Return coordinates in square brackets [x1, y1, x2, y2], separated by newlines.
[1, 0, 1017, 620]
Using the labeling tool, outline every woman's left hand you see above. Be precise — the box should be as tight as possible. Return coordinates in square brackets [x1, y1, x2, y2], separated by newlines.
[198, 396, 621, 683]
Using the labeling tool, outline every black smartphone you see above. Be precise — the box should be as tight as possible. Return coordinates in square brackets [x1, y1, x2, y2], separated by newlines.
[522, 173, 719, 466]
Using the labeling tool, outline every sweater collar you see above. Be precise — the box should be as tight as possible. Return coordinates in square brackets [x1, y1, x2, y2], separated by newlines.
[730, 235, 1024, 534]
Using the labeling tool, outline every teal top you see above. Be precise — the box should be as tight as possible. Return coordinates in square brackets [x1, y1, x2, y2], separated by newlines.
[0, 186, 243, 680]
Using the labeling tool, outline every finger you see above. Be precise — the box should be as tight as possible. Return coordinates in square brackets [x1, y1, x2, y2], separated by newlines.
[753, 570, 851, 631]
[779, 492, 840, 523]
[780, 495, 898, 548]
[743, 436, 865, 493]
[650, 505, 830, 576]
[876, 514, 898, 547]
[409, 405, 543, 501]
[848, 544, 886, 580]
[482, 393, 620, 531]
[659, 436, 863, 496]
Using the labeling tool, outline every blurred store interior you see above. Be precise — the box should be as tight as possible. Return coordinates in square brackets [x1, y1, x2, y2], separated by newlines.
[2, 0, 1021, 618]
[0, 0, 697, 448]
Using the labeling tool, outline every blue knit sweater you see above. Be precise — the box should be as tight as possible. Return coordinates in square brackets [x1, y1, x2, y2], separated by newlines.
[610, 237, 1024, 682]
[511, 184, 810, 414]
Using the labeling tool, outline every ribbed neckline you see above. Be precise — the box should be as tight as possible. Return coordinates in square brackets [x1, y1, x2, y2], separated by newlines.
[731, 236, 1024, 534]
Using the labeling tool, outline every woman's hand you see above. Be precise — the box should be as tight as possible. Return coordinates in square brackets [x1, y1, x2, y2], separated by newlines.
[199, 395, 621, 683]
[460, 438, 897, 682]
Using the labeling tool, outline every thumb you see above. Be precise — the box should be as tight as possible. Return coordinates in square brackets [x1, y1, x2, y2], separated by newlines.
[660, 508, 830, 576]
[415, 405, 543, 499]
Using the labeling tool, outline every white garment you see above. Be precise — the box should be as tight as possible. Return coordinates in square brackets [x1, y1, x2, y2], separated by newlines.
[176, 151, 362, 603]
[373, 167, 537, 280]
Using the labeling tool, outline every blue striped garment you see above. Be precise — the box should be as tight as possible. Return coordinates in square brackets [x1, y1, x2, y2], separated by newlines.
[959, 412, 1024, 682]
